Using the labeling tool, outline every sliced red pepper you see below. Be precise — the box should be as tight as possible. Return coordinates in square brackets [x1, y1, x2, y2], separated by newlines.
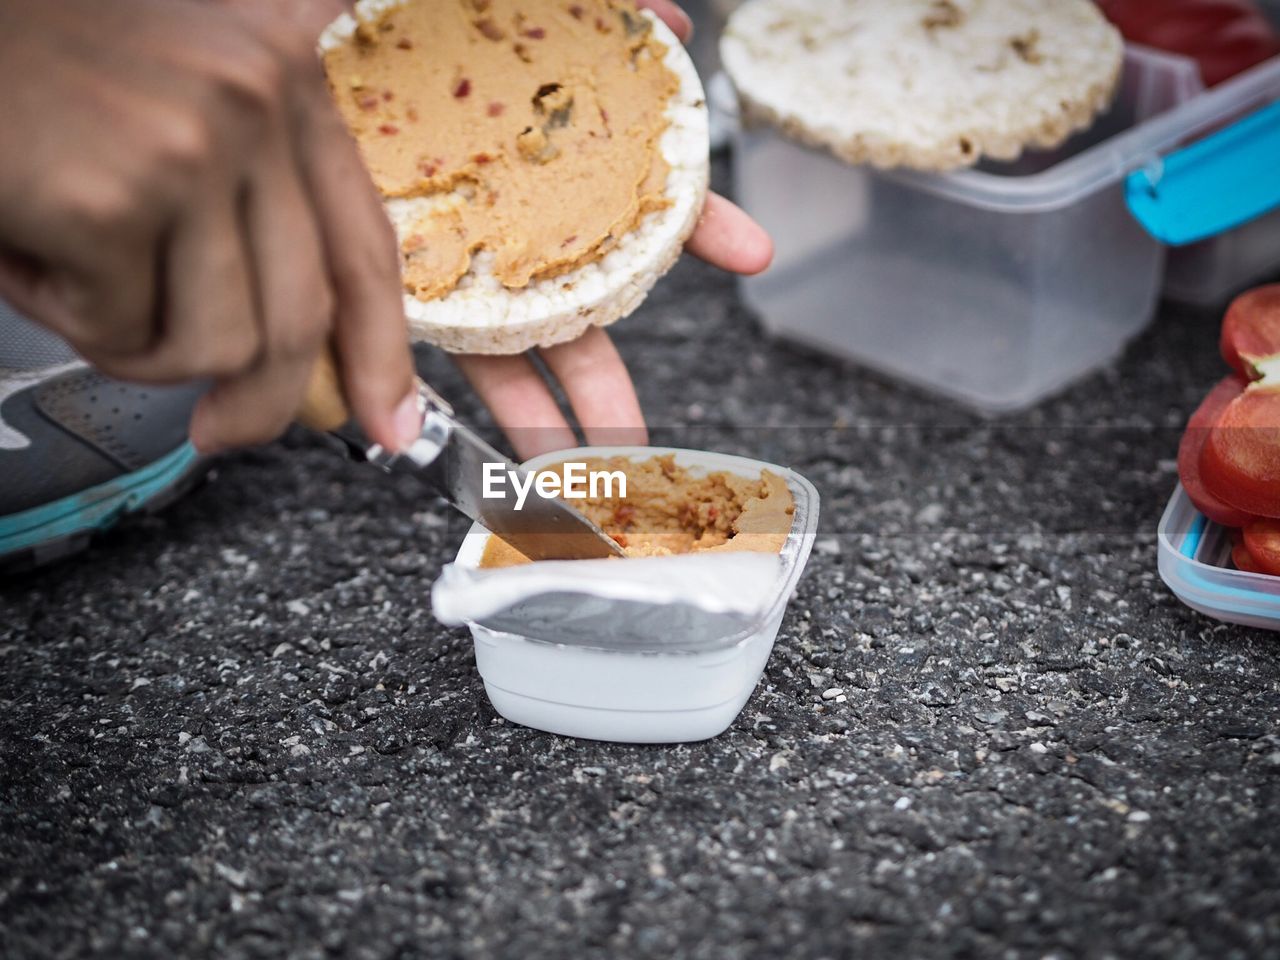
[1232, 539, 1270, 574]
[1201, 384, 1280, 517]
[1194, 18, 1280, 86]
[1179, 375, 1254, 525]
[1242, 518, 1280, 574]
[1221, 284, 1280, 380]
[1097, 0, 1280, 86]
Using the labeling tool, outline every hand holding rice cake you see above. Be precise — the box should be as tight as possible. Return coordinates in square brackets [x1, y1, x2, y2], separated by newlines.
[321, 0, 710, 353]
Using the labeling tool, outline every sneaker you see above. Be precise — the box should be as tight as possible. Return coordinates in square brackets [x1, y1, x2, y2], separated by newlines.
[0, 303, 207, 573]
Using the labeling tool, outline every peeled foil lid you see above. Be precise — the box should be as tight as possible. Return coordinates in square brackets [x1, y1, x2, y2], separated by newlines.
[431, 552, 788, 653]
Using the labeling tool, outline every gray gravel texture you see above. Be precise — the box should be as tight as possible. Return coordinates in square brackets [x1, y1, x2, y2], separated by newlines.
[4, 160, 1280, 960]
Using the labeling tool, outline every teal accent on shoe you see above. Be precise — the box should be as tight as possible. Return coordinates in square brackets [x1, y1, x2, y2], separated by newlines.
[0, 442, 200, 556]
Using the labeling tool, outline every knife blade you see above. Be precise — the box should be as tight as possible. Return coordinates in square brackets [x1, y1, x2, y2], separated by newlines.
[301, 355, 625, 561]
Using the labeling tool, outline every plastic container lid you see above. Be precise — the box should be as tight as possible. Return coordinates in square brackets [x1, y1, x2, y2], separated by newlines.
[1158, 483, 1280, 630]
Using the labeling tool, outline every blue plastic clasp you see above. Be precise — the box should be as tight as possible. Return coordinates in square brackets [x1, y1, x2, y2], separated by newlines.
[1126, 98, 1280, 246]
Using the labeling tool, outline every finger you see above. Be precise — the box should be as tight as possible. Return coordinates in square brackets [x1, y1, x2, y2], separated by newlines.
[191, 363, 295, 455]
[0, 250, 81, 336]
[6, 241, 159, 363]
[0, 199, 162, 360]
[685, 193, 774, 276]
[296, 83, 418, 452]
[453, 353, 578, 460]
[94, 182, 261, 385]
[0, 112, 162, 356]
[538, 327, 647, 448]
[189, 132, 331, 454]
[636, 0, 694, 43]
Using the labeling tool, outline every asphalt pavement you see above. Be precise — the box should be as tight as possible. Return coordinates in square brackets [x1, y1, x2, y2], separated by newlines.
[3, 163, 1280, 959]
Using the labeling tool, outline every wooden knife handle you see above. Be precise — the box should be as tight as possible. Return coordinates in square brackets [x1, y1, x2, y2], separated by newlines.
[298, 347, 350, 433]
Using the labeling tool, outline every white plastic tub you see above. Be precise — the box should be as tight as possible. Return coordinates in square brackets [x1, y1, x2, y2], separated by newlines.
[1158, 484, 1280, 631]
[728, 48, 1280, 412]
[445, 447, 820, 743]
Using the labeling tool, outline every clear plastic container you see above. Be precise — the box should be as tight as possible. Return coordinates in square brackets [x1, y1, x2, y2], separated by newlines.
[728, 48, 1280, 412]
[1158, 484, 1280, 631]
[439, 447, 820, 743]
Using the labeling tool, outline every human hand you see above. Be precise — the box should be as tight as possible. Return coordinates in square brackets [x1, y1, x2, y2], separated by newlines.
[0, 0, 419, 455]
[455, 0, 773, 461]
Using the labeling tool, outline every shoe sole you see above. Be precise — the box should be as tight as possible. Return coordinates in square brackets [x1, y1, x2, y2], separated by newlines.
[0, 443, 206, 575]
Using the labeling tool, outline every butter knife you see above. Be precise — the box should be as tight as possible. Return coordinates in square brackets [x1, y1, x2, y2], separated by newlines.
[299, 353, 625, 562]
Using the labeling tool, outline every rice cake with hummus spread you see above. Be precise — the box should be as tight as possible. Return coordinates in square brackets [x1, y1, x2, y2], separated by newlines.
[479, 454, 796, 567]
[321, 0, 710, 353]
[721, 0, 1123, 171]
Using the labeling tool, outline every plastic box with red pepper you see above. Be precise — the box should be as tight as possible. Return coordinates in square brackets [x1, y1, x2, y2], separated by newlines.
[1159, 282, 1280, 627]
[1159, 486, 1280, 630]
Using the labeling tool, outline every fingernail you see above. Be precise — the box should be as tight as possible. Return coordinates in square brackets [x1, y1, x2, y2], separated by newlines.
[680, 9, 694, 41]
[392, 391, 423, 451]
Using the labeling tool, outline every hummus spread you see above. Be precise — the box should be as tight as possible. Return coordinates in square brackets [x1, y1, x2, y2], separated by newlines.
[480, 455, 796, 568]
[323, 0, 679, 301]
